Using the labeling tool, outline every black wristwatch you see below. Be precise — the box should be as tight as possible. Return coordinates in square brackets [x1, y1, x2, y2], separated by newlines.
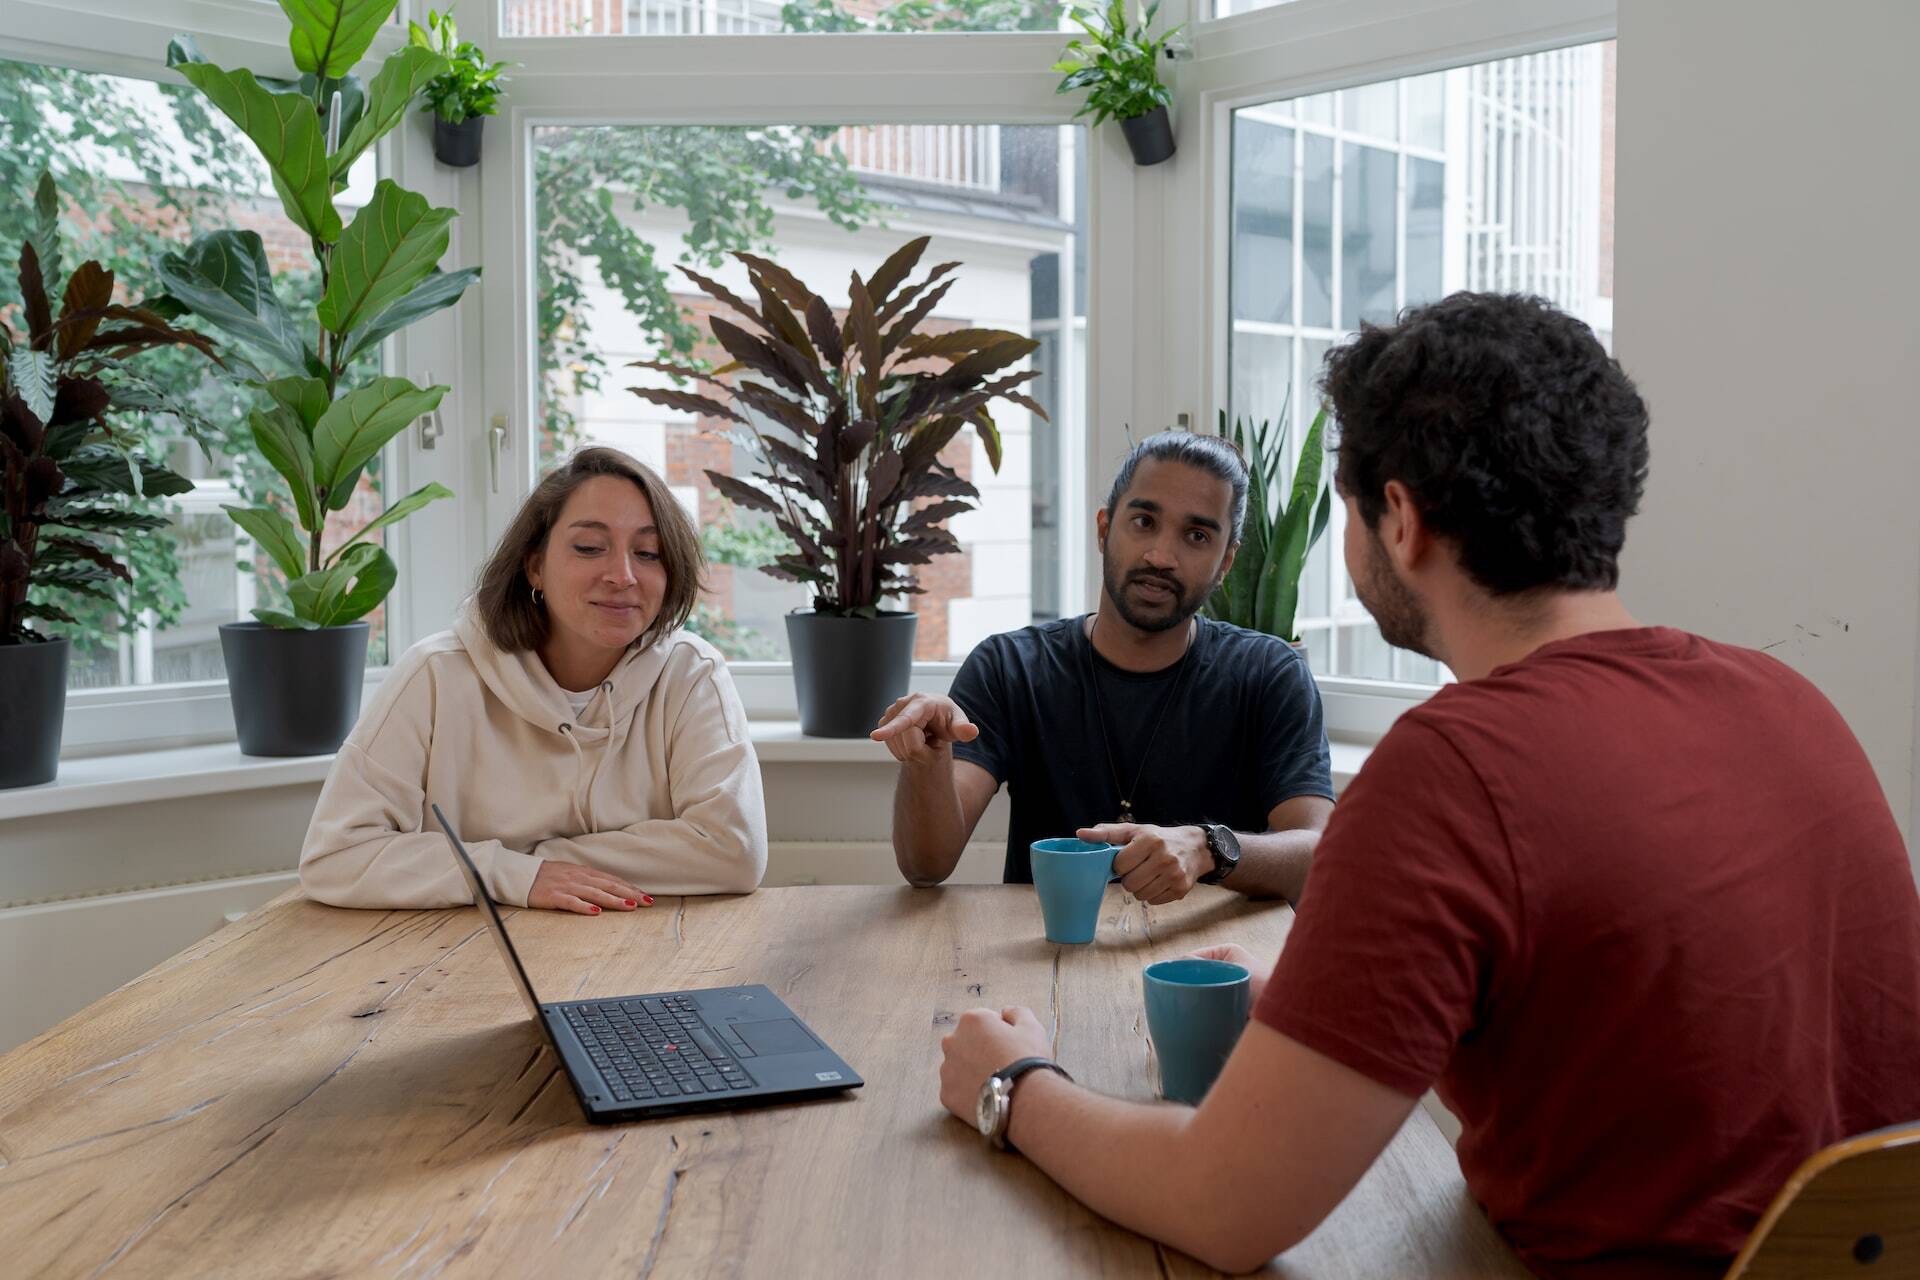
[976, 1056, 1073, 1151]
[1196, 822, 1241, 884]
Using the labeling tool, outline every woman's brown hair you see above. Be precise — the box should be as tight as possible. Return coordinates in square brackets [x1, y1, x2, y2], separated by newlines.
[473, 447, 705, 653]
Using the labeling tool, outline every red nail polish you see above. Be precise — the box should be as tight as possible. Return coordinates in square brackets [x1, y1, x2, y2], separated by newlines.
[641, 894, 655, 906]
[590, 905, 601, 914]
[625, 899, 637, 907]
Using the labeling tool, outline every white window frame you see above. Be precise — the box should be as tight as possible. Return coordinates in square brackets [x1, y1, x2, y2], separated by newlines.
[1162, 0, 1617, 725]
[11, 0, 1617, 753]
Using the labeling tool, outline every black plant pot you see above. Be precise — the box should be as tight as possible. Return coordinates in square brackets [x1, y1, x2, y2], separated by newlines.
[1119, 106, 1176, 166]
[433, 115, 484, 167]
[0, 636, 69, 789]
[220, 621, 369, 757]
[786, 611, 918, 739]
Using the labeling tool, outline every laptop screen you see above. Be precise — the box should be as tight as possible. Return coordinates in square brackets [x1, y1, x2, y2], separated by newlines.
[431, 803, 554, 1034]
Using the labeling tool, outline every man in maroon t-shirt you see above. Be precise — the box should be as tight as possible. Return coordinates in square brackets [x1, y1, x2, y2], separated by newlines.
[933, 292, 1920, 1277]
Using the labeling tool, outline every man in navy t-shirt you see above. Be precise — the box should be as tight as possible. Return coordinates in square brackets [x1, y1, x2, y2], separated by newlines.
[870, 431, 1334, 901]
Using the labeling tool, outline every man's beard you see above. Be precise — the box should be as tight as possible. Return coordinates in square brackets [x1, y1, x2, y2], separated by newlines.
[1101, 549, 1214, 634]
[1354, 528, 1434, 657]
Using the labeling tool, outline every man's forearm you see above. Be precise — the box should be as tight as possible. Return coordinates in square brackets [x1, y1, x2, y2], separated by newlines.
[1223, 828, 1319, 902]
[892, 753, 969, 885]
[1004, 1072, 1241, 1270]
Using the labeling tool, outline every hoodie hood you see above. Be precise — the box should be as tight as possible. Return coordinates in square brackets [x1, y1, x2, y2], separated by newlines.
[452, 603, 682, 834]
[452, 601, 676, 739]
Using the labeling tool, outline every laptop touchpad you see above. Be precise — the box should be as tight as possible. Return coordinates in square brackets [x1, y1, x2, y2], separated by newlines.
[735, 1019, 821, 1056]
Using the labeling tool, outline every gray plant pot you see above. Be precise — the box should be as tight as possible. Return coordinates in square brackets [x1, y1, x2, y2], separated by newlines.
[1119, 106, 1176, 166]
[0, 636, 69, 789]
[786, 611, 918, 738]
[433, 115, 484, 167]
[220, 621, 369, 757]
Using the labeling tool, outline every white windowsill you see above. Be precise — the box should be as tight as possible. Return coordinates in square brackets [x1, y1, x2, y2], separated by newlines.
[0, 729, 1373, 822]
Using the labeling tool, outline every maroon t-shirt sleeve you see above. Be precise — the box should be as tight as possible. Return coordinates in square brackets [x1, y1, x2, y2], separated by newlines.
[1254, 713, 1524, 1097]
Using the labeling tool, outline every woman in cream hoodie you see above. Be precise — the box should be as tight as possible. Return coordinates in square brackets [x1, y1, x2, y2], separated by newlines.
[300, 447, 767, 913]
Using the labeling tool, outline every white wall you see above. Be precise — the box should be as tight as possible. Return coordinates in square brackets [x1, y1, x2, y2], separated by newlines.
[1615, 0, 1920, 866]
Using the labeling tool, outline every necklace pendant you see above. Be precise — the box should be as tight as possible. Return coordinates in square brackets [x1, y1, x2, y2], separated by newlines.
[1118, 804, 1133, 823]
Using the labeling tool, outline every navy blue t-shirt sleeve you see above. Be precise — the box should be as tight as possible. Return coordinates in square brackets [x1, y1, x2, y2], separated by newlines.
[1256, 648, 1335, 814]
[949, 640, 1016, 784]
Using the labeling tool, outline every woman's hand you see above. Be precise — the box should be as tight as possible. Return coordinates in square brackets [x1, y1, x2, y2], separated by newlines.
[528, 861, 653, 914]
[1187, 942, 1269, 1010]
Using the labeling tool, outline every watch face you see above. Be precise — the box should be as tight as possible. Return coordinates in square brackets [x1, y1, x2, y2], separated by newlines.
[976, 1079, 1000, 1136]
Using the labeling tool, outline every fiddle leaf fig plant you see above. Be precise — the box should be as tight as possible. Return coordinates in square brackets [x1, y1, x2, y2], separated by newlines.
[159, 1, 477, 630]
[1204, 403, 1332, 644]
[628, 236, 1046, 613]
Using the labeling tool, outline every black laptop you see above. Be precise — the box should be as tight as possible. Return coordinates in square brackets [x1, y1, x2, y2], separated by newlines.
[432, 803, 863, 1123]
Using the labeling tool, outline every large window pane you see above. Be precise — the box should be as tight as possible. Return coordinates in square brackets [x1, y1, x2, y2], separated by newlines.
[504, 0, 1070, 35]
[1341, 143, 1397, 328]
[1301, 134, 1335, 329]
[533, 122, 1086, 662]
[1227, 42, 1616, 686]
[1231, 116, 1293, 324]
[0, 58, 382, 691]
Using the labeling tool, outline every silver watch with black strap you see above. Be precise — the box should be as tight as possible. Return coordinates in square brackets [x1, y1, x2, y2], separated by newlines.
[1196, 822, 1241, 884]
[976, 1056, 1073, 1151]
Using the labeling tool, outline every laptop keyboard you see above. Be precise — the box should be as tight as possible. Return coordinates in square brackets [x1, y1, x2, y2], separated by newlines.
[563, 996, 756, 1104]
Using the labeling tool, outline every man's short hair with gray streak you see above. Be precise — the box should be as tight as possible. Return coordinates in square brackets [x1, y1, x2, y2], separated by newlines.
[1104, 429, 1251, 544]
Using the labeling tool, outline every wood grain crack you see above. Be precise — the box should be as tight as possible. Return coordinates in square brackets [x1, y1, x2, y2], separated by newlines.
[554, 1135, 628, 1238]
[508, 1068, 562, 1127]
[242, 926, 486, 1146]
[673, 900, 686, 947]
[1154, 1242, 1173, 1279]
[36, 1094, 226, 1160]
[88, 1125, 277, 1277]
[1049, 947, 1062, 1060]
[636, 1149, 683, 1280]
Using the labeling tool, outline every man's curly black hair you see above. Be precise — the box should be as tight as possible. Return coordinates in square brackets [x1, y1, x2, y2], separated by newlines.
[1321, 292, 1650, 596]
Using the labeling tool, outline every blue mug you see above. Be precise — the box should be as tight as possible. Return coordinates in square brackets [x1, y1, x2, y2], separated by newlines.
[1031, 838, 1119, 944]
[1143, 958, 1251, 1104]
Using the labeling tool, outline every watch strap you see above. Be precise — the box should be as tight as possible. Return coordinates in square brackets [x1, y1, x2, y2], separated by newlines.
[1197, 823, 1239, 884]
[990, 1057, 1073, 1151]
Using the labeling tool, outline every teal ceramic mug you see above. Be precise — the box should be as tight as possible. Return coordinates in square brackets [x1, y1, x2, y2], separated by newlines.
[1143, 958, 1251, 1103]
[1031, 838, 1119, 944]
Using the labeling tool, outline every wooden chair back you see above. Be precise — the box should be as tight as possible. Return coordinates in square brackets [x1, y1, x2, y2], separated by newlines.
[1724, 1121, 1920, 1279]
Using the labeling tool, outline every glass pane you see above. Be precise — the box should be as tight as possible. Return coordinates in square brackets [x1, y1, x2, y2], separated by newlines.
[1341, 143, 1397, 328]
[1340, 81, 1399, 144]
[1338, 622, 1394, 680]
[1301, 134, 1335, 329]
[1407, 72, 1446, 151]
[1406, 157, 1444, 309]
[533, 123, 1086, 662]
[1210, 0, 1302, 18]
[1227, 41, 1616, 686]
[505, 0, 1071, 35]
[0, 58, 383, 691]
[1229, 332, 1294, 434]
[1231, 118, 1293, 324]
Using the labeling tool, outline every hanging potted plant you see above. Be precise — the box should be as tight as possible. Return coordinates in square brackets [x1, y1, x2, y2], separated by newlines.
[0, 174, 219, 787]
[1052, 0, 1183, 166]
[410, 9, 510, 168]
[1203, 404, 1333, 648]
[161, 0, 480, 756]
[630, 236, 1045, 737]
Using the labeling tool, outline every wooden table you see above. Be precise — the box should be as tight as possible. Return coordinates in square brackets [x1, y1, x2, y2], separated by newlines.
[0, 885, 1526, 1277]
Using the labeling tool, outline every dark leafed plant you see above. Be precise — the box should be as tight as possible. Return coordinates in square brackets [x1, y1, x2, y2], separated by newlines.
[161, 0, 475, 629]
[0, 173, 219, 645]
[1204, 403, 1332, 644]
[628, 236, 1045, 614]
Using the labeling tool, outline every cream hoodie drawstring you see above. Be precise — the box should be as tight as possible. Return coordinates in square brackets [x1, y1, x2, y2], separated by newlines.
[557, 680, 617, 833]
